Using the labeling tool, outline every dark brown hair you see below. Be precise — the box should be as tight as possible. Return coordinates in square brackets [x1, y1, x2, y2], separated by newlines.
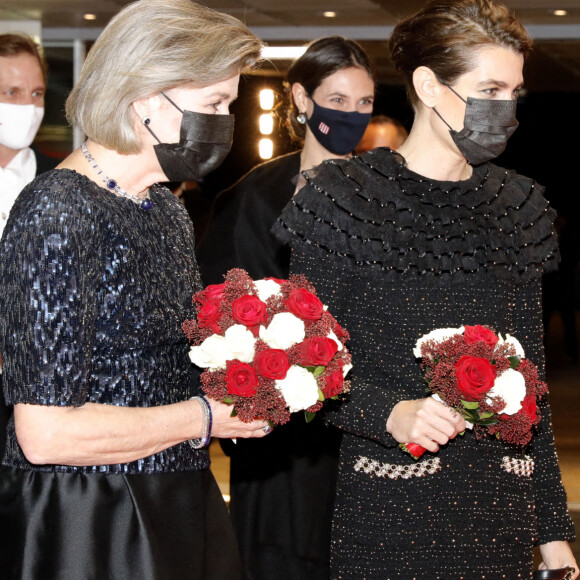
[389, 0, 532, 106]
[0, 33, 47, 82]
[282, 36, 375, 142]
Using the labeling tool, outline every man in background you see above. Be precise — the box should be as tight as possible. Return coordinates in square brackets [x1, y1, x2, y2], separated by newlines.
[355, 114, 408, 154]
[0, 33, 54, 238]
[0, 32, 55, 458]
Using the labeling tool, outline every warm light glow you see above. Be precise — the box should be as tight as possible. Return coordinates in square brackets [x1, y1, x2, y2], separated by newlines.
[553, 9, 567, 16]
[259, 114, 274, 135]
[261, 46, 308, 60]
[83, 13, 97, 20]
[323, 11, 337, 18]
[259, 88, 275, 110]
[259, 138, 274, 160]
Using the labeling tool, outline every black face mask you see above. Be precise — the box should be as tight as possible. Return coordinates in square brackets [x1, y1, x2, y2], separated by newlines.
[306, 100, 372, 156]
[434, 85, 519, 165]
[145, 93, 234, 182]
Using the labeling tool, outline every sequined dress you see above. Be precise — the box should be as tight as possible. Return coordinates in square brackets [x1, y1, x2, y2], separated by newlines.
[0, 170, 241, 579]
[272, 148, 576, 580]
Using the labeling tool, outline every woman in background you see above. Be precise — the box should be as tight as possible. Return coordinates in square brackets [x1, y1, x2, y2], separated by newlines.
[274, 0, 577, 578]
[0, 1, 269, 578]
[197, 36, 375, 580]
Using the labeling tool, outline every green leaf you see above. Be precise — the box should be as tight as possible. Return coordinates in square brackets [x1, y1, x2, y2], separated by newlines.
[229, 407, 238, 418]
[318, 389, 325, 402]
[478, 411, 495, 419]
[461, 400, 480, 410]
[305, 365, 326, 377]
[508, 355, 521, 369]
[223, 396, 235, 405]
[304, 411, 316, 423]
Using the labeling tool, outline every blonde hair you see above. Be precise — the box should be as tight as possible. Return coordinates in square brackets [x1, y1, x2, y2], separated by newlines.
[66, 0, 263, 153]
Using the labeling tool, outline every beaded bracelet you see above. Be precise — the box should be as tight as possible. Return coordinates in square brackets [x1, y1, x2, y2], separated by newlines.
[189, 395, 213, 449]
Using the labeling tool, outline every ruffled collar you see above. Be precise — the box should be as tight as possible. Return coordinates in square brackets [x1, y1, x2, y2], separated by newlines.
[274, 147, 559, 282]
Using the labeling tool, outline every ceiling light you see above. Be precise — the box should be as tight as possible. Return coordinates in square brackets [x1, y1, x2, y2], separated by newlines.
[323, 11, 337, 18]
[83, 14, 97, 20]
[261, 46, 307, 60]
[553, 9, 567, 16]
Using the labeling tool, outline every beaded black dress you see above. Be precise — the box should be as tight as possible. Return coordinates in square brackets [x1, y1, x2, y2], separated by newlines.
[0, 170, 241, 580]
[272, 148, 576, 580]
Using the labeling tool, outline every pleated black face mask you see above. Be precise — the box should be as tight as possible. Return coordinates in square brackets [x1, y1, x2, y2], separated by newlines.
[434, 85, 519, 166]
[145, 93, 234, 182]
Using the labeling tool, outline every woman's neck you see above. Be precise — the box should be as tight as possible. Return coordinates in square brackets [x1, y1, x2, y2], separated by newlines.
[299, 132, 350, 173]
[397, 120, 472, 182]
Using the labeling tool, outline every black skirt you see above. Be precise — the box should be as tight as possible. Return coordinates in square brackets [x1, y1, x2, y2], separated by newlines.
[0, 466, 242, 580]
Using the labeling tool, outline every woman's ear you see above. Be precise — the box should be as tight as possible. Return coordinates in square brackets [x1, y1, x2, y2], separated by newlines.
[412, 66, 443, 109]
[291, 82, 309, 115]
[131, 94, 163, 124]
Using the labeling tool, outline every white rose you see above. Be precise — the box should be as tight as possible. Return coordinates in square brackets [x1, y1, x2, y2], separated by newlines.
[342, 362, 353, 378]
[275, 365, 320, 412]
[259, 312, 305, 349]
[224, 324, 256, 363]
[189, 334, 232, 370]
[254, 279, 282, 302]
[496, 333, 525, 359]
[486, 368, 526, 415]
[413, 326, 465, 358]
[327, 329, 343, 351]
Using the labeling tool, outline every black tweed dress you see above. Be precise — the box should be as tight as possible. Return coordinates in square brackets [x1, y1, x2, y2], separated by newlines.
[273, 147, 575, 580]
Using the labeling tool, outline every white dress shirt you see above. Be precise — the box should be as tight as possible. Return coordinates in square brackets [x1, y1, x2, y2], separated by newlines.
[0, 147, 37, 240]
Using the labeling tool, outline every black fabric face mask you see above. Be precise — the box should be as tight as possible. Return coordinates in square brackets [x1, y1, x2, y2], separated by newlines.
[434, 85, 519, 165]
[146, 93, 234, 182]
[306, 100, 372, 156]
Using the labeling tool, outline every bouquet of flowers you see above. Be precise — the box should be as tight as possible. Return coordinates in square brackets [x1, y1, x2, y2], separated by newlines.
[182, 268, 352, 426]
[402, 324, 548, 459]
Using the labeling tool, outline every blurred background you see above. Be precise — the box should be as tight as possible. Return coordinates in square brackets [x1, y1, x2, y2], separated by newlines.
[1, 0, 578, 560]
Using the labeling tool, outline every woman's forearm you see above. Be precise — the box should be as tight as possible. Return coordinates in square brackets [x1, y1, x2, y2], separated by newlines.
[14, 400, 203, 466]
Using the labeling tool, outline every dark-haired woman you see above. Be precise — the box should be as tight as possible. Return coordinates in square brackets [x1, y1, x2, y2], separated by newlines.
[273, 1, 577, 578]
[196, 36, 375, 580]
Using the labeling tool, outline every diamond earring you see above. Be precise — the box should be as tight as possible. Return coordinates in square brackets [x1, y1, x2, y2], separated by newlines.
[296, 112, 307, 125]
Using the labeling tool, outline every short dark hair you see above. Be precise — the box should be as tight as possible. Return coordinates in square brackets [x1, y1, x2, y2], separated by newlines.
[389, 0, 532, 107]
[283, 36, 375, 142]
[0, 33, 47, 82]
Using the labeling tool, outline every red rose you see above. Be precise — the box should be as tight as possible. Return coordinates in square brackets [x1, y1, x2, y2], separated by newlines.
[455, 355, 497, 401]
[225, 362, 259, 397]
[464, 325, 499, 348]
[254, 349, 290, 380]
[232, 295, 267, 327]
[285, 288, 324, 321]
[197, 298, 222, 330]
[323, 369, 344, 398]
[203, 283, 226, 301]
[403, 442, 427, 460]
[299, 337, 339, 366]
[520, 393, 537, 422]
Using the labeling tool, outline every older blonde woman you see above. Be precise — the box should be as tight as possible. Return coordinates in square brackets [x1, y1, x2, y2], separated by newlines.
[0, 1, 269, 578]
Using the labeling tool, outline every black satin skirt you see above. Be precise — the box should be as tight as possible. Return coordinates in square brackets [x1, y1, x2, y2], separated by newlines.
[0, 466, 242, 580]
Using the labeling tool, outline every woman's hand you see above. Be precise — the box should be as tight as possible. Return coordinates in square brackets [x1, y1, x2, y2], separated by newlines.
[207, 399, 270, 439]
[386, 397, 466, 453]
[538, 541, 578, 579]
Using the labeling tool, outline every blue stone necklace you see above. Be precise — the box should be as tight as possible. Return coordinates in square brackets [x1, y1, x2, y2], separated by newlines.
[81, 142, 153, 211]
